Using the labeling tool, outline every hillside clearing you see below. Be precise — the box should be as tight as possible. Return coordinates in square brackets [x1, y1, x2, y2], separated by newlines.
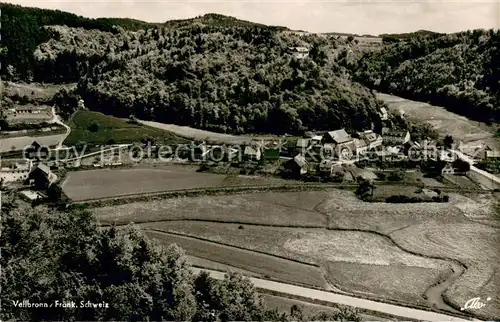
[377, 93, 500, 149]
[64, 110, 187, 146]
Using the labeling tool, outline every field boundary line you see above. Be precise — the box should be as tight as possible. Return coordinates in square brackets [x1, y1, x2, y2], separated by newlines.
[144, 228, 477, 320]
[69, 183, 352, 206]
[69, 182, 490, 207]
[103, 218, 326, 229]
[322, 226, 471, 317]
[145, 229, 321, 267]
[193, 267, 476, 321]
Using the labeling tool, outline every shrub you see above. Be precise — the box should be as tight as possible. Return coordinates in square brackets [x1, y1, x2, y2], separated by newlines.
[87, 121, 99, 132]
[388, 169, 405, 182]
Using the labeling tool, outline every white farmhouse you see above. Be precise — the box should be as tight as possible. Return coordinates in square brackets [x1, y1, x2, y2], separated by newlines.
[288, 47, 309, 59]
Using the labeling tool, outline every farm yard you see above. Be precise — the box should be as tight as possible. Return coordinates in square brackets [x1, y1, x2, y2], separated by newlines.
[62, 164, 295, 201]
[94, 187, 500, 320]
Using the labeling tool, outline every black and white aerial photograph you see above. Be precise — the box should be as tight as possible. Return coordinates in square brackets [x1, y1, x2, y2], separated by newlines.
[0, 0, 499, 321]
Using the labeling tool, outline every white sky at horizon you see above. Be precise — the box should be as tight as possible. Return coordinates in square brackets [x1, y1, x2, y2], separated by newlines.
[4, 0, 500, 35]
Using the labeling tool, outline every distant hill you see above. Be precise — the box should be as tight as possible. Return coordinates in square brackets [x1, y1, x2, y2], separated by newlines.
[349, 29, 500, 124]
[163, 13, 289, 31]
[379, 30, 444, 39]
[323, 32, 377, 38]
[0, 3, 288, 81]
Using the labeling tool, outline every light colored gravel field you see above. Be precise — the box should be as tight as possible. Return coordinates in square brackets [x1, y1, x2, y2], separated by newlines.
[96, 192, 326, 227]
[0, 134, 64, 152]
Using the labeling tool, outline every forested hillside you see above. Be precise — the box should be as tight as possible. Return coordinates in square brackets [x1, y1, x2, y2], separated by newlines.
[351, 29, 500, 123]
[1, 3, 389, 135]
[0, 3, 164, 81]
[33, 24, 385, 135]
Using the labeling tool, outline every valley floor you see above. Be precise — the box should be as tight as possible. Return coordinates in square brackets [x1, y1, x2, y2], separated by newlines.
[95, 187, 500, 320]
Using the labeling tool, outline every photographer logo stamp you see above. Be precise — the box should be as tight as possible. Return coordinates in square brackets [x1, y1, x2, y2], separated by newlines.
[460, 297, 491, 311]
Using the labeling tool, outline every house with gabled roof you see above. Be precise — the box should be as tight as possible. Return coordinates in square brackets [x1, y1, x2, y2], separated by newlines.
[288, 46, 309, 59]
[382, 128, 411, 145]
[27, 163, 58, 189]
[358, 130, 383, 150]
[322, 129, 353, 145]
[284, 154, 308, 177]
[379, 107, 388, 121]
[354, 138, 369, 156]
[295, 138, 311, 153]
[243, 145, 261, 161]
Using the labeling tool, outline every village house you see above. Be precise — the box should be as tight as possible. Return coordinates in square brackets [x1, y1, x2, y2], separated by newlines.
[357, 130, 383, 150]
[441, 163, 455, 175]
[353, 138, 369, 156]
[295, 138, 311, 154]
[322, 143, 336, 159]
[470, 144, 493, 160]
[379, 107, 389, 121]
[322, 129, 353, 145]
[27, 163, 58, 189]
[310, 135, 323, 146]
[290, 154, 308, 176]
[381, 128, 411, 145]
[0, 159, 33, 183]
[376, 147, 406, 162]
[319, 159, 335, 175]
[322, 129, 355, 159]
[485, 150, 500, 160]
[19, 190, 44, 203]
[24, 141, 50, 160]
[288, 47, 309, 59]
[243, 145, 262, 161]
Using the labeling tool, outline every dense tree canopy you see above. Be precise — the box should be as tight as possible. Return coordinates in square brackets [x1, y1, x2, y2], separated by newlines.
[0, 195, 360, 321]
[350, 29, 500, 123]
[1, 3, 388, 135]
[35, 24, 384, 134]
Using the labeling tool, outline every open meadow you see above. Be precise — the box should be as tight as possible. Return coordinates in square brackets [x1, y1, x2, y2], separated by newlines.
[95, 188, 500, 319]
[0, 133, 65, 153]
[63, 165, 295, 201]
[139, 120, 287, 146]
[64, 111, 187, 146]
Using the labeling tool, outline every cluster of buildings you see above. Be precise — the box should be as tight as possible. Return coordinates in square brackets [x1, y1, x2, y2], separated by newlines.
[1, 155, 59, 202]
[2, 105, 53, 123]
[285, 127, 412, 176]
[284, 126, 469, 178]
[1, 141, 59, 193]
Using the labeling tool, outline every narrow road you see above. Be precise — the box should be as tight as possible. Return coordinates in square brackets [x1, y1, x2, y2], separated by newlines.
[450, 149, 500, 188]
[192, 268, 473, 321]
[51, 106, 71, 149]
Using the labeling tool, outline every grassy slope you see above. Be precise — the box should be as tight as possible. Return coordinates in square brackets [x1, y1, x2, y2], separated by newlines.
[64, 110, 187, 146]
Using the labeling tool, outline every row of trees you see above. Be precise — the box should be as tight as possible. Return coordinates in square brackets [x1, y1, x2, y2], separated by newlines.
[349, 29, 500, 123]
[0, 195, 360, 321]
